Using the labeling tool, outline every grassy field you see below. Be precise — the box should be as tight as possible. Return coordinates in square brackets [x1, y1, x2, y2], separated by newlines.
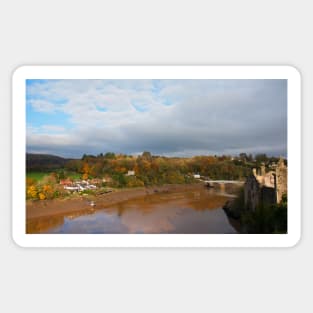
[26, 171, 82, 182]
[67, 172, 81, 180]
[26, 171, 48, 181]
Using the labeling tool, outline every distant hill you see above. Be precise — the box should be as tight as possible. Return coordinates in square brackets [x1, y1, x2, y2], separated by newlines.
[26, 153, 72, 172]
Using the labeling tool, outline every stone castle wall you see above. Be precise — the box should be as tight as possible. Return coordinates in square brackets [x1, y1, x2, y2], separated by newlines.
[244, 158, 287, 211]
[244, 175, 260, 211]
[276, 159, 287, 203]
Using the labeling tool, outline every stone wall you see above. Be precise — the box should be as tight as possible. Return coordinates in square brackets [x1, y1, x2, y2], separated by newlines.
[276, 159, 287, 203]
[244, 158, 287, 211]
[244, 175, 260, 211]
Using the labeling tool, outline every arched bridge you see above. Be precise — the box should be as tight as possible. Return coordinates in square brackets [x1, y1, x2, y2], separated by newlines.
[203, 180, 244, 185]
[201, 179, 244, 192]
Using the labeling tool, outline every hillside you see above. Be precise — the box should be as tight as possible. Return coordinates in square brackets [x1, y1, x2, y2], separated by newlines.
[26, 153, 72, 172]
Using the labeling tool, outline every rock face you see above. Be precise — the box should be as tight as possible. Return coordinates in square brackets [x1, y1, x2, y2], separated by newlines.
[244, 158, 287, 211]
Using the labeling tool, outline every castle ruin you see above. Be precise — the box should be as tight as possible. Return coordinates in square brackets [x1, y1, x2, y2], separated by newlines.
[244, 158, 287, 211]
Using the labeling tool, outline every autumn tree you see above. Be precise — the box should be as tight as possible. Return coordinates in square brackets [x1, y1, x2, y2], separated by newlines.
[81, 162, 91, 180]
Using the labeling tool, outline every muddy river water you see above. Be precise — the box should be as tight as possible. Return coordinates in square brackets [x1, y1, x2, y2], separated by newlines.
[28, 188, 237, 234]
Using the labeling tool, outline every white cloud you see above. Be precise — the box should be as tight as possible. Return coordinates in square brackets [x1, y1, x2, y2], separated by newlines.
[30, 99, 56, 113]
[40, 125, 66, 133]
[26, 79, 287, 157]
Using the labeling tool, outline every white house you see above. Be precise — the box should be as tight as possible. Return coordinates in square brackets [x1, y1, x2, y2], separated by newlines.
[126, 170, 135, 176]
[64, 185, 80, 191]
[193, 174, 201, 179]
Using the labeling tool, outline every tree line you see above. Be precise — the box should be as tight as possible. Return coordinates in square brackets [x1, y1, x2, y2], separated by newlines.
[61, 151, 277, 186]
[26, 151, 282, 200]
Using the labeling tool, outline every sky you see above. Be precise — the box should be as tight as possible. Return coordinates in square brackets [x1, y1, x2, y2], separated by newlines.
[26, 79, 287, 158]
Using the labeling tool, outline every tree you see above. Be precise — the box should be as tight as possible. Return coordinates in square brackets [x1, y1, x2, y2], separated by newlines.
[65, 159, 83, 172]
[255, 154, 268, 164]
[104, 152, 116, 159]
[112, 173, 127, 187]
[90, 162, 103, 177]
[27, 185, 38, 199]
[239, 153, 248, 162]
[141, 151, 152, 161]
[81, 162, 91, 179]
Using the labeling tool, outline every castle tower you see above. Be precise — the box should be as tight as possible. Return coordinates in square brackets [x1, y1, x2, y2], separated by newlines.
[275, 157, 287, 203]
[260, 163, 266, 176]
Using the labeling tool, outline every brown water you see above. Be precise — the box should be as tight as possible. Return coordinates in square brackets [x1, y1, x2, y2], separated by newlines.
[29, 188, 237, 234]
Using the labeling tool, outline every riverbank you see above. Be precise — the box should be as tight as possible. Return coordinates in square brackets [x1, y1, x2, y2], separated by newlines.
[26, 183, 205, 220]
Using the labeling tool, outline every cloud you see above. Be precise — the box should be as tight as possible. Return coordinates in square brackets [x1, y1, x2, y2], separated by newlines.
[26, 79, 287, 158]
[29, 99, 57, 113]
[40, 125, 66, 133]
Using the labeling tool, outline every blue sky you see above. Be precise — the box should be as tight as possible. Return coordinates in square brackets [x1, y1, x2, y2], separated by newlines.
[26, 79, 287, 158]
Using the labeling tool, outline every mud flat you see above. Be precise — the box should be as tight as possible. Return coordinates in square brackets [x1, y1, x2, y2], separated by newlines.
[26, 183, 238, 234]
[26, 183, 204, 220]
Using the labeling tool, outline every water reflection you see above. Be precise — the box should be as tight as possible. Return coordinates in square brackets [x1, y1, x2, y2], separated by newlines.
[27, 215, 64, 234]
[30, 188, 237, 234]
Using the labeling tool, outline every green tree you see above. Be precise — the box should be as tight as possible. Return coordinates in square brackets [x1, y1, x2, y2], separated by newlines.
[104, 152, 116, 159]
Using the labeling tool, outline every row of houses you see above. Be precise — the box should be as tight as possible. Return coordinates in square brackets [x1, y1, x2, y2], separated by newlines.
[60, 179, 98, 192]
[59, 170, 136, 192]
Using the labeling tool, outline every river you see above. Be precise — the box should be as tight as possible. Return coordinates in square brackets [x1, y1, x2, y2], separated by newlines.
[28, 187, 237, 234]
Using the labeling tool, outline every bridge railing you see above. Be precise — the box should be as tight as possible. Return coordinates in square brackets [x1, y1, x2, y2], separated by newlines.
[203, 180, 244, 184]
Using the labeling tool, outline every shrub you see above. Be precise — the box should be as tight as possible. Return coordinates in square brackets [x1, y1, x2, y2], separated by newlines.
[38, 192, 46, 200]
[42, 184, 54, 199]
[125, 176, 145, 187]
[27, 185, 38, 199]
